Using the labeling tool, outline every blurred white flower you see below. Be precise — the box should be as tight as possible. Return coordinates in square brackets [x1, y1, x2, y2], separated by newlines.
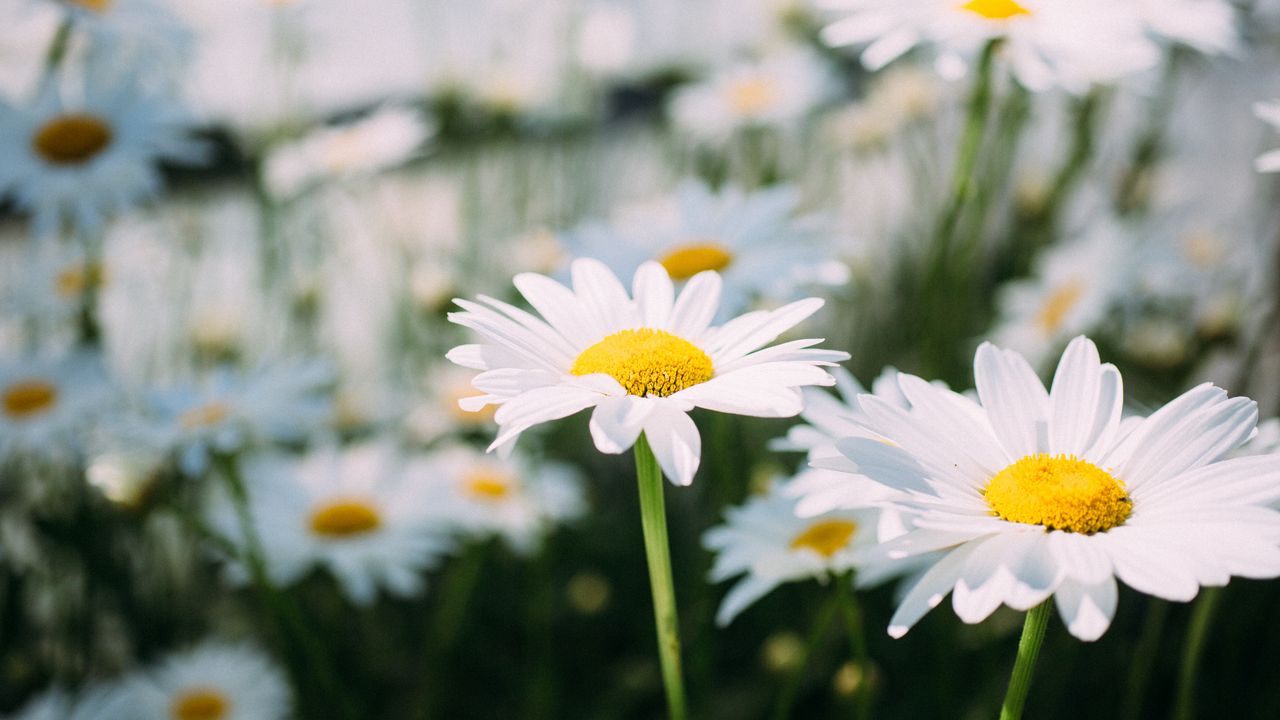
[120, 639, 292, 720]
[0, 351, 113, 462]
[404, 365, 495, 444]
[57, 0, 194, 78]
[1136, 0, 1238, 55]
[3, 683, 129, 720]
[1253, 100, 1280, 173]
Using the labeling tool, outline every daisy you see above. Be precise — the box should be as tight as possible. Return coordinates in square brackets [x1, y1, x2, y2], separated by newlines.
[446, 257, 849, 486]
[209, 442, 453, 605]
[1253, 100, 1280, 173]
[121, 639, 291, 720]
[0, 65, 207, 239]
[405, 365, 496, 444]
[410, 444, 586, 554]
[703, 470, 888, 625]
[836, 336, 1280, 644]
[559, 180, 849, 316]
[0, 351, 112, 462]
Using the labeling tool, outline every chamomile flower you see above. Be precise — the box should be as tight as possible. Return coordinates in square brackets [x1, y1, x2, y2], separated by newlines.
[446, 258, 849, 485]
[1253, 100, 1280, 173]
[560, 180, 849, 315]
[122, 639, 291, 720]
[0, 67, 207, 239]
[703, 471, 889, 625]
[819, 0, 1159, 94]
[210, 442, 452, 605]
[410, 444, 586, 554]
[0, 351, 112, 462]
[838, 336, 1280, 641]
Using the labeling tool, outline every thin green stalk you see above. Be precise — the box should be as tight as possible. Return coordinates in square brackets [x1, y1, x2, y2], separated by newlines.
[42, 17, 73, 84]
[771, 594, 838, 720]
[999, 601, 1052, 720]
[935, 39, 1000, 253]
[634, 434, 688, 720]
[1173, 587, 1224, 720]
[1119, 598, 1169, 720]
[835, 577, 873, 720]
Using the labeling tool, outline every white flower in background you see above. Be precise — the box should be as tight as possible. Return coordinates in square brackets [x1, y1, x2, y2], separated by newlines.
[824, 65, 944, 151]
[0, 352, 112, 462]
[0, 67, 207, 239]
[1254, 100, 1280, 173]
[703, 471, 886, 625]
[145, 360, 333, 476]
[3, 683, 128, 720]
[405, 365, 495, 444]
[1136, 0, 1238, 55]
[819, 0, 1160, 94]
[669, 46, 835, 141]
[261, 106, 435, 200]
[447, 258, 849, 485]
[560, 180, 849, 315]
[210, 442, 453, 605]
[55, 0, 193, 72]
[991, 225, 1128, 369]
[838, 336, 1280, 641]
[411, 444, 586, 554]
[121, 639, 291, 720]
[8, 240, 106, 325]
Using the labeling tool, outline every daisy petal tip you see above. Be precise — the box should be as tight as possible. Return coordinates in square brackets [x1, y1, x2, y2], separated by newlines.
[887, 624, 909, 639]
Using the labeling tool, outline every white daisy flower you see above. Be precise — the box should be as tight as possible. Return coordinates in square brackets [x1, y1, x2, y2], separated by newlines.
[703, 470, 891, 625]
[819, 0, 1160, 93]
[668, 45, 835, 142]
[145, 360, 334, 477]
[410, 444, 586, 554]
[1253, 100, 1280, 173]
[0, 66, 207, 239]
[446, 258, 849, 486]
[404, 365, 496, 444]
[121, 639, 291, 720]
[210, 442, 453, 605]
[836, 336, 1280, 641]
[559, 180, 849, 316]
[0, 351, 112, 462]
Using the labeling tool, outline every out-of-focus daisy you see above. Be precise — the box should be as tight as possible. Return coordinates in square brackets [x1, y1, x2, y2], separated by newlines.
[819, 0, 1159, 93]
[1254, 100, 1280, 173]
[54, 0, 193, 72]
[560, 180, 849, 315]
[703, 470, 889, 625]
[446, 258, 848, 485]
[411, 444, 586, 554]
[9, 239, 106, 326]
[210, 442, 453, 605]
[0, 67, 207, 239]
[145, 360, 333, 476]
[405, 364, 495, 444]
[3, 683, 128, 720]
[0, 351, 111, 462]
[260, 106, 435, 200]
[990, 225, 1129, 369]
[838, 336, 1280, 641]
[121, 639, 291, 720]
[668, 46, 835, 142]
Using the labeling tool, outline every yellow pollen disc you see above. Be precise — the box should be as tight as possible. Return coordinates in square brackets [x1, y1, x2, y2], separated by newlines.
[180, 403, 231, 430]
[984, 454, 1132, 534]
[960, 0, 1031, 20]
[3, 379, 58, 419]
[658, 243, 733, 280]
[790, 520, 858, 558]
[464, 470, 513, 501]
[1036, 280, 1083, 333]
[571, 328, 714, 397]
[730, 77, 778, 115]
[170, 688, 230, 720]
[56, 261, 108, 299]
[32, 113, 113, 165]
[309, 500, 382, 538]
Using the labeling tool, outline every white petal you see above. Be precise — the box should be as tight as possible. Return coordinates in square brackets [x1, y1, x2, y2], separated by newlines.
[1048, 336, 1122, 459]
[668, 271, 722, 339]
[974, 342, 1050, 459]
[489, 386, 603, 451]
[633, 261, 675, 329]
[887, 541, 981, 638]
[1047, 531, 1112, 585]
[641, 406, 701, 486]
[1053, 576, 1117, 642]
[716, 574, 779, 626]
[588, 396, 654, 454]
[707, 298, 824, 362]
[1101, 527, 1200, 601]
[513, 272, 597, 347]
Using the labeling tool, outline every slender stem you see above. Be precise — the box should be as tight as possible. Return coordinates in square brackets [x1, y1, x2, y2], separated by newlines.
[633, 434, 688, 720]
[834, 576, 873, 720]
[1119, 598, 1169, 720]
[999, 601, 1052, 720]
[41, 18, 73, 84]
[771, 594, 838, 720]
[935, 39, 999, 252]
[1173, 587, 1224, 720]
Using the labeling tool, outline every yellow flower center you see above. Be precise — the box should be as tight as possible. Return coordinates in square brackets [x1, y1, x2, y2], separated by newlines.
[464, 470, 513, 502]
[984, 454, 1132, 534]
[309, 499, 382, 538]
[3, 379, 58, 419]
[56, 261, 108, 299]
[170, 688, 230, 720]
[68, 0, 113, 11]
[32, 113, 114, 165]
[1036, 280, 1083, 333]
[960, 0, 1031, 20]
[730, 77, 778, 116]
[571, 328, 714, 397]
[180, 403, 231, 430]
[658, 243, 733, 280]
[789, 519, 858, 558]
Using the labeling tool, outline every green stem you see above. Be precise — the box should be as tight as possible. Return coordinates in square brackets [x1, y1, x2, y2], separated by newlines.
[998, 601, 1052, 720]
[42, 18, 73, 84]
[771, 594, 838, 720]
[1173, 587, 1224, 720]
[835, 577, 873, 720]
[935, 39, 999, 253]
[634, 434, 688, 720]
[1119, 598, 1169, 720]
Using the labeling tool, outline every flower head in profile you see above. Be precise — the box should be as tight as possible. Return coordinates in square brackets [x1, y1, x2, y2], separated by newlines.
[837, 336, 1280, 641]
[446, 258, 849, 485]
[121, 639, 292, 720]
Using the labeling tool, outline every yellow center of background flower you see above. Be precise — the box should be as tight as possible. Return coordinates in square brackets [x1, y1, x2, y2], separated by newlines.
[180, 403, 231, 430]
[984, 454, 1131, 534]
[658, 243, 733, 280]
[571, 329, 714, 397]
[789, 519, 858, 557]
[464, 470, 513, 501]
[170, 688, 230, 720]
[309, 500, 382, 538]
[960, 0, 1031, 20]
[1035, 280, 1083, 333]
[729, 77, 778, 115]
[32, 114, 114, 165]
[56, 261, 108, 299]
[3, 379, 58, 419]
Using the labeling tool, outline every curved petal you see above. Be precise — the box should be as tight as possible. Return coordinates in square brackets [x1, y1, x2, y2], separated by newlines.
[643, 406, 702, 486]
[588, 396, 654, 454]
[974, 342, 1050, 459]
[1053, 576, 1117, 642]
